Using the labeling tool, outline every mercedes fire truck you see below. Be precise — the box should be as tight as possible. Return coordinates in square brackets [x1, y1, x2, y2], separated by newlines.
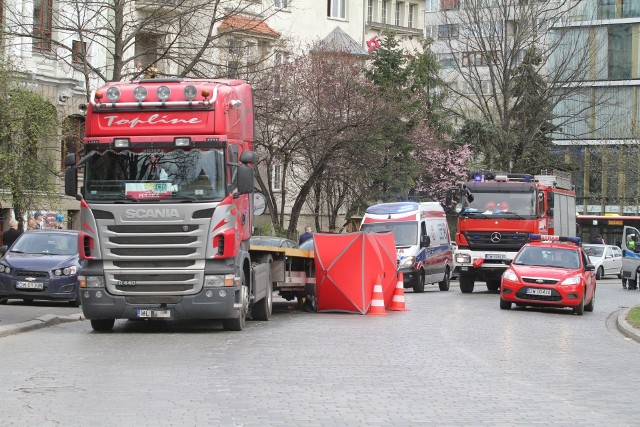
[446, 171, 576, 293]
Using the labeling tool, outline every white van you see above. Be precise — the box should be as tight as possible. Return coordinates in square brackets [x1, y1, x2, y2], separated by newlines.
[360, 202, 452, 292]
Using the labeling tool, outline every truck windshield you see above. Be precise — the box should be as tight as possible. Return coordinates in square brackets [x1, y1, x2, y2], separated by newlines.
[461, 191, 535, 217]
[360, 222, 418, 247]
[82, 149, 226, 201]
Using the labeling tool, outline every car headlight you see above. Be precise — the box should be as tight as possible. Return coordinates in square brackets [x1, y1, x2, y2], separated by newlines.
[79, 275, 105, 288]
[399, 257, 415, 268]
[0, 264, 10, 274]
[503, 270, 519, 282]
[54, 266, 78, 276]
[455, 253, 471, 264]
[561, 276, 582, 286]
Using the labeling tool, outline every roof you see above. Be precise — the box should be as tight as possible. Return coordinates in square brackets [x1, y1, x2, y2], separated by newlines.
[313, 27, 368, 56]
[219, 15, 281, 39]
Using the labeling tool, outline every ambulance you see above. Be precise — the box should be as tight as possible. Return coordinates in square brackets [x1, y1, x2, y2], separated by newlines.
[360, 202, 452, 292]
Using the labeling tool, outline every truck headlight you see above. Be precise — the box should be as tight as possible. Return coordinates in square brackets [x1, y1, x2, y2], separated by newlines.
[455, 253, 471, 264]
[399, 257, 415, 268]
[79, 275, 104, 288]
[204, 274, 236, 287]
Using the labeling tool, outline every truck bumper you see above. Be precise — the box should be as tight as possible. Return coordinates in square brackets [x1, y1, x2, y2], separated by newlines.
[80, 286, 240, 321]
[399, 267, 418, 287]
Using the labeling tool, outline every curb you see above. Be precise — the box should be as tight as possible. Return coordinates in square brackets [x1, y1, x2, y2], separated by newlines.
[616, 308, 640, 343]
[0, 313, 84, 339]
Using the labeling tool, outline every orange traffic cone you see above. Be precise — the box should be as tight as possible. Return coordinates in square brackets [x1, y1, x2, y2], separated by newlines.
[368, 280, 388, 316]
[389, 272, 408, 311]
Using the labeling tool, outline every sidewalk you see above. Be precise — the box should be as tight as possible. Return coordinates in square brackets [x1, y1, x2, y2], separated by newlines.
[0, 313, 84, 338]
[617, 307, 640, 342]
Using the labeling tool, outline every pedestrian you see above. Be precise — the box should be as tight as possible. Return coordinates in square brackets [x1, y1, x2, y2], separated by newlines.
[2, 218, 22, 248]
[34, 211, 44, 229]
[590, 234, 605, 244]
[299, 226, 313, 245]
[27, 219, 37, 230]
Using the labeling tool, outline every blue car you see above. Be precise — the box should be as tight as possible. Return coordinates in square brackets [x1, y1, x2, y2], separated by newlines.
[0, 230, 82, 306]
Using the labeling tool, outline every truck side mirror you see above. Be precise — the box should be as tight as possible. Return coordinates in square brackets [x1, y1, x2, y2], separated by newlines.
[421, 235, 431, 248]
[64, 154, 78, 197]
[237, 164, 254, 194]
[240, 150, 256, 164]
[0, 245, 7, 256]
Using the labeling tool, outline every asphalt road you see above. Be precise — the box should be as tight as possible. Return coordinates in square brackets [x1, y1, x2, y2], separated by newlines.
[1, 278, 639, 425]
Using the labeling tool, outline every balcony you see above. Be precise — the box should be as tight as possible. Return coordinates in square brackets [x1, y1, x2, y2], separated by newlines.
[366, 20, 423, 38]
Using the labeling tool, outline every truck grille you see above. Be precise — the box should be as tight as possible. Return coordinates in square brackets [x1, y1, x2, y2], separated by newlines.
[463, 231, 529, 251]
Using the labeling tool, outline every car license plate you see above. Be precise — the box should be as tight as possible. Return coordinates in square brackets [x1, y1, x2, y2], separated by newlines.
[526, 288, 552, 296]
[485, 253, 505, 260]
[15, 281, 44, 290]
[137, 309, 171, 319]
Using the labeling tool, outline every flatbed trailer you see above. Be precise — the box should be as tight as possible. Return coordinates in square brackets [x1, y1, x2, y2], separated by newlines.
[249, 246, 316, 303]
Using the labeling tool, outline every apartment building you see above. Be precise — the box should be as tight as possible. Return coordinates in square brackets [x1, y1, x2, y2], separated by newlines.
[0, 0, 425, 235]
[552, 0, 640, 215]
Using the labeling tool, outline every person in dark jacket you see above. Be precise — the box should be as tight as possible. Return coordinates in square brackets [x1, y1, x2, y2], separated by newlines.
[2, 219, 22, 248]
[299, 226, 313, 245]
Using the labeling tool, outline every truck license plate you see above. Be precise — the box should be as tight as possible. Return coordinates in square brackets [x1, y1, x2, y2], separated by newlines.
[485, 253, 505, 260]
[137, 309, 171, 318]
[526, 288, 552, 296]
[16, 281, 44, 290]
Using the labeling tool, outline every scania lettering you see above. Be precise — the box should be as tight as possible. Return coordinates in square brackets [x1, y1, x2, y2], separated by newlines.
[65, 78, 313, 332]
[445, 171, 576, 293]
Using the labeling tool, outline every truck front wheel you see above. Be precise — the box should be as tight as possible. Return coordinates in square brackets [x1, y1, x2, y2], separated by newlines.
[459, 273, 475, 293]
[486, 279, 500, 292]
[223, 274, 249, 331]
[90, 319, 115, 332]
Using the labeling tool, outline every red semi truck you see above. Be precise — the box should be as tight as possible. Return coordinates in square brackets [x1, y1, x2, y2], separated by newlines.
[64, 78, 311, 331]
[446, 171, 576, 293]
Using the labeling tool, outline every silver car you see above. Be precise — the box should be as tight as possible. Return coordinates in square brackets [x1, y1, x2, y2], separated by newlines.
[582, 244, 623, 280]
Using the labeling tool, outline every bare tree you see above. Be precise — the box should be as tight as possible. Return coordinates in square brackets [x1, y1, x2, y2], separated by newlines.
[431, 0, 607, 171]
[2, 0, 283, 94]
[253, 47, 388, 237]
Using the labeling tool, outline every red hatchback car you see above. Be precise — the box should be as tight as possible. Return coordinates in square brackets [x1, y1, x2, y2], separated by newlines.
[500, 235, 596, 315]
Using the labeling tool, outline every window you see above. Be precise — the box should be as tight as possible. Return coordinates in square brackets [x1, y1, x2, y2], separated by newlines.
[395, 2, 402, 26]
[328, 0, 346, 19]
[135, 33, 162, 72]
[437, 53, 457, 68]
[272, 163, 282, 192]
[227, 61, 240, 79]
[408, 4, 416, 28]
[228, 145, 239, 189]
[426, 25, 438, 40]
[61, 116, 85, 170]
[440, 0, 459, 11]
[461, 51, 495, 67]
[425, 0, 438, 12]
[608, 24, 632, 80]
[367, 0, 374, 21]
[438, 24, 459, 39]
[382, 0, 388, 23]
[72, 40, 86, 64]
[274, 0, 288, 9]
[33, 0, 53, 53]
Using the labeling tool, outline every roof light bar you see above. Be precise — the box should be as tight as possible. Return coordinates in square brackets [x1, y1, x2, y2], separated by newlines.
[529, 234, 581, 244]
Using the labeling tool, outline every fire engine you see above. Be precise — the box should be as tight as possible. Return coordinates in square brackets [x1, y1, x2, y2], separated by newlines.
[64, 78, 312, 331]
[445, 170, 576, 293]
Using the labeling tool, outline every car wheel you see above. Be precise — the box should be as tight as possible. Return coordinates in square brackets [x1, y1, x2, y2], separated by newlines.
[251, 282, 272, 321]
[486, 279, 500, 292]
[438, 268, 450, 291]
[413, 271, 425, 293]
[459, 273, 475, 293]
[585, 288, 595, 312]
[223, 272, 249, 331]
[500, 298, 512, 310]
[596, 267, 603, 280]
[573, 292, 585, 315]
[90, 319, 115, 332]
